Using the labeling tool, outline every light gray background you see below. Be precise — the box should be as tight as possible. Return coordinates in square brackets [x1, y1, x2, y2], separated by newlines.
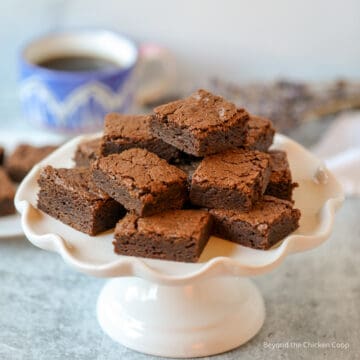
[1, 0, 360, 123]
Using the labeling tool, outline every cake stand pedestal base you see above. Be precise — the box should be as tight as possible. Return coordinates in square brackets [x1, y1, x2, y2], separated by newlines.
[97, 276, 265, 358]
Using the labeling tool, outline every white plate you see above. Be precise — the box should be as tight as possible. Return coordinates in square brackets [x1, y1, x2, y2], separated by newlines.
[14, 133, 344, 283]
[0, 129, 64, 238]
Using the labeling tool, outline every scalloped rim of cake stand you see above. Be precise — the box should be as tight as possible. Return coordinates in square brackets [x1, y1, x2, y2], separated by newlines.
[15, 133, 344, 286]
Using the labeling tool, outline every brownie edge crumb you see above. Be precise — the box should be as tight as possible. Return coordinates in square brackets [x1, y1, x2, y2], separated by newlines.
[113, 210, 213, 262]
[151, 89, 250, 156]
[265, 150, 298, 201]
[0, 147, 4, 166]
[100, 113, 180, 162]
[37, 166, 125, 235]
[92, 148, 188, 216]
[210, 196, 300, 250]
[74, 138, 101, 167]
[190, 149, 271, 211]
[7, 144, 57, 182]
[0, 168, 16, 216]
[242, 115, 275, 151]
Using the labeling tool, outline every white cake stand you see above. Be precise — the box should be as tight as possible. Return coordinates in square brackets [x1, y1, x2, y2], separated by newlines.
[15, 134, 343, 358]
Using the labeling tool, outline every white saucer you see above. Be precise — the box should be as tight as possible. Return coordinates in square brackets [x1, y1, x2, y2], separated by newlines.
[0, 129, 64, 238]
[0, 214, 22, 238]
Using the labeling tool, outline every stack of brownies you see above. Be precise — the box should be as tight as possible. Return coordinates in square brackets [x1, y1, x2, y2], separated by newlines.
[0, 144, 57, 217]
[37, 89, 301, 263]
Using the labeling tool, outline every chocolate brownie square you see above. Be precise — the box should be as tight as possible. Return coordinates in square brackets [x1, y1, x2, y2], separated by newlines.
[151, 89, 250, 156]
[242, 115, 275, 151]
[265, 150, 298, 201]
[7, 144, 57, 182]
[210, 196, 301, 250]
[92, 148, 188, 216]
[0, 146, 4, 165]
[101, 113, 179, 162]
[37, 166, 125, 235]
[113, 210, 213, 262]
[74, 138, 101, 167]
[190, 149, 271, 211]
[0, 168, 16, 216]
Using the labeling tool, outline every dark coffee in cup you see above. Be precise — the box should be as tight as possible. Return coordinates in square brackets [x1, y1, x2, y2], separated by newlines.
[37, 55, 122, 72]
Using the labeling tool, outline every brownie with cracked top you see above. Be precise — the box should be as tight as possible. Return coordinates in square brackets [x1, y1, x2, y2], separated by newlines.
[0, 146, 4, 165]
[265, 150, 298, 201]
[190, 149, 271, 211]
[242, 115, 275, 151]
[210, 196, 301, 249]
[100, 113, 179, 161]
[74, 138, 101, 167]
[113, 210, 213, 262]
[0, 168, 16, 216]
[37, 166, 125, 235]
[7, 144, 57, 182]
[151, 89, 250, 156]
[92, 148, 188, 216]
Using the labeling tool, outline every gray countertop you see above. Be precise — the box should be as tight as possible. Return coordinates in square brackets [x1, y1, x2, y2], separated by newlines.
[0, 200, 359, 360]
[0, 117, 359, 359]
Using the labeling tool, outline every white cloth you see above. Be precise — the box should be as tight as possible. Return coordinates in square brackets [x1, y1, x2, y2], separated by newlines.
[311, 112, 360, 196]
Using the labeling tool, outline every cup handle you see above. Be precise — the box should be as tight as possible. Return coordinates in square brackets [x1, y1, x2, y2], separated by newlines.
[135, 43, 177, 106]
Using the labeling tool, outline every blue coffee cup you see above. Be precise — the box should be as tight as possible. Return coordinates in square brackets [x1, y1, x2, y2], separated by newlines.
[19, 29, 176, 134]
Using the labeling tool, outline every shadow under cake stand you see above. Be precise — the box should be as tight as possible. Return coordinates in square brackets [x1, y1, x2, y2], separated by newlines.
[15, 134, 343, 358]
